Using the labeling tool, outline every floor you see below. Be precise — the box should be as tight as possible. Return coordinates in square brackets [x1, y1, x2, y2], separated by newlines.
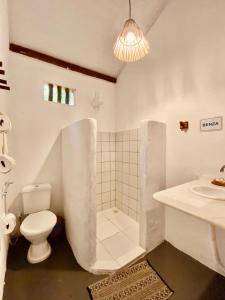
[4, 235, 225, 300]
[93, 207, 145, 271]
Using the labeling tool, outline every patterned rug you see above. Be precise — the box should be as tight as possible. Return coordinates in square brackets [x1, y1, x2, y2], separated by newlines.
[87, 260, 173, 300]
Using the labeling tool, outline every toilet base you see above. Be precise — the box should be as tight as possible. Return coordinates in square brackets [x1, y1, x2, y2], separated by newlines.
[27, 240, 52, 264]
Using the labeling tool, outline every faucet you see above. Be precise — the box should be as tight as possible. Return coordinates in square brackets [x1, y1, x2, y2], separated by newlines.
[2, 181, 13, 194]
[1, 181, 13, 216]
[220, 165, 225, 173]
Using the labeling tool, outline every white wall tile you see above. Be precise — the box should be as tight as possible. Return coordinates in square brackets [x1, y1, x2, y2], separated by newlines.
[116, 132, 123, 141]
[130, 129, 138, 141]
[102, 172, 110, 182]
[111, 190, 116, 201]
[110, 152, 115, 161]
[116, 162, 123, 171]
[102, 141, 110, 151]
[116, 181, 123, 193]
[110, 142, 115, 151]
[102, 182, 110, 193]
[116, 151, 123, 162]
[97, 132, 102, 141]
[96, 183, 101, 194]
[111, 181, 116, 190]
[123, 173, 129, 185]
[97, 152, 102, 162]
[102, 162, 110, 172]
[97, 173, 102, 183]
[102, 151, 110, 162]
[97, 129, 140, 215]
[123, 152, 129, 163]
[111, 171, 116, 181]
[123, 163, 129, 174]
[123, 141, 130, 152]
[97, 163, 101, 173]
[129, 152, 138, 164]
[110, 132, 116, 141]
[116, 142, 123, 151]
[123, 131, 130, 141]
[128, 186, 138, 199]
[129, 198, 138, 211]
[130, 164, 138, 176]
[102, 192, 111, 203]
[97, 142, 101, 152]
[130, 141, 138, 152]
[122, 184, 129, 196]
[116, 171, 122, 182]
[96, 194, 102, 205]
[101, 132, 109, 141]
[129, 175, 138, 188]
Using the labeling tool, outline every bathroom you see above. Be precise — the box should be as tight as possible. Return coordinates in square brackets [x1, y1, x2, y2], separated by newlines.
[0, 0, 225, 299]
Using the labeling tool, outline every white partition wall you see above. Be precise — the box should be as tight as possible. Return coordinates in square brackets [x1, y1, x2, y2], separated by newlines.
[62, 118, 97, 272]
[140, 120, 166, 251]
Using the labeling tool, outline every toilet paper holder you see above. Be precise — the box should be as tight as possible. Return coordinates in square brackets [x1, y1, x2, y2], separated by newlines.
[0, 113, 12, 133]
[0, 113, 15, 174]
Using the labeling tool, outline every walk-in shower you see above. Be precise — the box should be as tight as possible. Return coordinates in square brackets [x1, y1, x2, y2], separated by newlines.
[62, 118, 166, 273]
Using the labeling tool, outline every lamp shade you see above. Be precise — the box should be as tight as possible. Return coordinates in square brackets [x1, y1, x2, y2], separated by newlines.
[114, 18, 149, 62]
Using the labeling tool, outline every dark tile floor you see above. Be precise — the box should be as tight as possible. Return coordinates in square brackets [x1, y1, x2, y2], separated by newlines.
[3, 236, 225, 300]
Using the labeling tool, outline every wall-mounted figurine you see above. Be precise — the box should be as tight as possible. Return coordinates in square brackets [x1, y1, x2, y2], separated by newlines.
[90, 92, 103, 112]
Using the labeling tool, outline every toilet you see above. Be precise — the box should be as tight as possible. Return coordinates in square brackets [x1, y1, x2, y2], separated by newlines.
[20, 184, 57, 264]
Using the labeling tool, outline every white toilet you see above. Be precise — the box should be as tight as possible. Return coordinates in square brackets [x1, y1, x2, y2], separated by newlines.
[20, 184, 57, 264]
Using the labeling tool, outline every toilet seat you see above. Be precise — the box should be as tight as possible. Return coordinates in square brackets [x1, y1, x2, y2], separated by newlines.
[20, 210, 57, 236]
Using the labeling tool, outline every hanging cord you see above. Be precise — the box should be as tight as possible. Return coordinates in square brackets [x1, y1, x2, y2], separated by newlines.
[129, 0, 132, 19]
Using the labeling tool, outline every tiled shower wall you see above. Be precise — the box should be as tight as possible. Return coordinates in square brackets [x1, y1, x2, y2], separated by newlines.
[96, 129, 140, 222]
[115, 129, 140, 221]
[96, 132, 116, 211]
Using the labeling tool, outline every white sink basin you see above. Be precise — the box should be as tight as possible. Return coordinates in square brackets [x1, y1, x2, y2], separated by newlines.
[190, 185, 225, 201]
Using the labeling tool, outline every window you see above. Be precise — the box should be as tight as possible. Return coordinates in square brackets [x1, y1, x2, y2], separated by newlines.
[43, 83, 75, 106]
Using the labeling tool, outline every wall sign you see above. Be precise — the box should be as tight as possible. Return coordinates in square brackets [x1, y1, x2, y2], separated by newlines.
[200, 116, 223, 131]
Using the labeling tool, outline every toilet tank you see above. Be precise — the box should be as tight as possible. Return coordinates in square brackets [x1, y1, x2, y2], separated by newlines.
[22, 184, 52, 214]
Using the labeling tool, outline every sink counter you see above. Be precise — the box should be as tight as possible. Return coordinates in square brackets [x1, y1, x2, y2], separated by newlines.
[153, 177, 225, 230]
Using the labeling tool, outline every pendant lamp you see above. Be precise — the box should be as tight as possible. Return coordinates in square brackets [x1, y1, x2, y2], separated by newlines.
[114, 0, 149, 62]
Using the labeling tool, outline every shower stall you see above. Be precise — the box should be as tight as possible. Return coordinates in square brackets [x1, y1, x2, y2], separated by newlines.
[62, 118, 166, 274]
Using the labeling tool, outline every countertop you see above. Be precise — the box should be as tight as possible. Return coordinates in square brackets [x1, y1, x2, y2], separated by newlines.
[153, 176, 225, 230]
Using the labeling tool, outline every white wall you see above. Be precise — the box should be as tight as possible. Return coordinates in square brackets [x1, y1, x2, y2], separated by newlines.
[8, 53, 115, 217]
[0, 0, 10, 298]
[116, 0, 225, 272]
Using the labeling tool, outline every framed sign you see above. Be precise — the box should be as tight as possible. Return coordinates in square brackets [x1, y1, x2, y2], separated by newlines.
[200, 116, 223, 131]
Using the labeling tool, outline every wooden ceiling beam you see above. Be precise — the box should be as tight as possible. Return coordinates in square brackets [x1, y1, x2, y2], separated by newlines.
[10, 43, 117, 84]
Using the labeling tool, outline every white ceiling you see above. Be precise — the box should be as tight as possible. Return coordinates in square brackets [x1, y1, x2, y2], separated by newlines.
[8, 0, 168, 78]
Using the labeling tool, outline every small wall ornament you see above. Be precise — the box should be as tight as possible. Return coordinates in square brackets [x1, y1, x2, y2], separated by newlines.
[179, 121, 189, 131]
[91, 92, 103, 111]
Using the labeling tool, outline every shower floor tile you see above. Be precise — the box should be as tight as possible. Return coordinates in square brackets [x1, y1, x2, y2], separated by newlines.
[96, 220, 120, 241]
[94, 207, 145, 271]
[110, 213, 137, 230]
[96, 243, 114, 261]
[102, 207, 121, 219]
[96, 211, 108, 224]
[122, 223, 140, 244]
[101, 232, 136, 260]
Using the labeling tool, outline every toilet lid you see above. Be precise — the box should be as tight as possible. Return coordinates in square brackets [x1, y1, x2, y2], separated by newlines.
[20, 210, 57, 235]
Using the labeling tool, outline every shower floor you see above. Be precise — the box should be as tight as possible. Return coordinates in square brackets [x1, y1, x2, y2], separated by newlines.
[92, 207, 145, 272]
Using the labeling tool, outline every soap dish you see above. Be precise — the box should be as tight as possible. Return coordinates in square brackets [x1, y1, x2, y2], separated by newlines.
[211, 178, 225, 187]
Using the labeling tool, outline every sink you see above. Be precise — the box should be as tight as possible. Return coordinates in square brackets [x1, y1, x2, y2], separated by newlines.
[190, 185, 225, 201]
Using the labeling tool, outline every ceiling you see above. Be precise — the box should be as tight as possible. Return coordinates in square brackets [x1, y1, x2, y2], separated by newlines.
[8, 0, 168, 78]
